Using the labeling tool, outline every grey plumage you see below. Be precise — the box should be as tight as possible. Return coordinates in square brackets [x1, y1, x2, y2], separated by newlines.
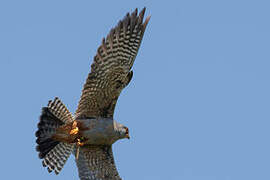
[73, 8, 150, 179]
[35, 8, 150, 179]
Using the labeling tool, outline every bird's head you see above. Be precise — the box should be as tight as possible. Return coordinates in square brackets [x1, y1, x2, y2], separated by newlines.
[116, 124, 130, 140]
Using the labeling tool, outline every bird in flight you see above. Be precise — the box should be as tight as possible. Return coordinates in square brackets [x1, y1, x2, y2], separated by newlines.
[35, 8, 150, 180]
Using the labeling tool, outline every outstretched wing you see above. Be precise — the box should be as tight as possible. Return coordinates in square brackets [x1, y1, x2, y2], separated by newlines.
[75, 145, 121, 180]
[75, 8, 150, 119]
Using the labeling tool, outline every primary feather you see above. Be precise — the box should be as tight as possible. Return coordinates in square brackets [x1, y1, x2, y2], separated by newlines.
[35, 8, 150, 179]
[75, 7, 150, 119]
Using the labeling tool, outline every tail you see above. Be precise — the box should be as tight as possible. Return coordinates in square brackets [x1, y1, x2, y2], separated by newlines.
[35, 97, 75, 174]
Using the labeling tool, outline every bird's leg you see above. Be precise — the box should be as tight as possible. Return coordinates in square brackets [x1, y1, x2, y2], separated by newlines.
[75, 145, 80, 159]
[75, 138, 86, 159]
[69, 121, 87, 159]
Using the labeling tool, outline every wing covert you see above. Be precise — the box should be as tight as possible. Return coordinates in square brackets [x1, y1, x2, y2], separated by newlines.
[75, 8, 150, 119]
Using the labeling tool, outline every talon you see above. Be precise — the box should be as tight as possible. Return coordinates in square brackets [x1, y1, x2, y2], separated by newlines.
[70, 121, 79, 135]
[75, 138, 85, 159]
[77, 141, 85, 146]
[77, 139, 85, 146]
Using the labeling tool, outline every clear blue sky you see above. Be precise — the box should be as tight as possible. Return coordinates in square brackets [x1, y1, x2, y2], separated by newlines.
[0, 1, 269, 180]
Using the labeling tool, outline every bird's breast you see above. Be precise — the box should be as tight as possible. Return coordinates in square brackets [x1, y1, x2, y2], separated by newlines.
[77, 118, 117, 145]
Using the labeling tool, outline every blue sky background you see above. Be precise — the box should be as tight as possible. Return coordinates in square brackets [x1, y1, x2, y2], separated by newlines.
[0, 0, 269, 180]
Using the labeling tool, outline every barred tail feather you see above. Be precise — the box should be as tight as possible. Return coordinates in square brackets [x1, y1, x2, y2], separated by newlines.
[36, 107, 63, 158]
[35, 97, 74, 174]
[42, 142, 74, 174]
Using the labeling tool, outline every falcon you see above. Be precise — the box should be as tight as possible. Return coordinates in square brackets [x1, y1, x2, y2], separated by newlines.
[35, 8, 150, 180]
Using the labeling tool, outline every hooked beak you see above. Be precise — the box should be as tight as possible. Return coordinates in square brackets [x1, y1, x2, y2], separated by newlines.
[125, 127, 130, 139]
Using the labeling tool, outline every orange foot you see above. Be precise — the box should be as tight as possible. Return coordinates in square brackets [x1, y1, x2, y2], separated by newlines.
[77, 138, 85, 146]
[70, 121, 79, 135]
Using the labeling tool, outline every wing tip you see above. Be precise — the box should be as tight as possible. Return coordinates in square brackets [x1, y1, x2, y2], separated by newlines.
[106, 7, 150, 42]
[93, 7, 150, 70]
[143, 15, 151, 29]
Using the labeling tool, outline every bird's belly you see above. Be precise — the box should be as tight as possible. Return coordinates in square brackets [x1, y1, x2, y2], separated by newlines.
[82, 128, 116, 145]
[76, 118, 117, 145]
